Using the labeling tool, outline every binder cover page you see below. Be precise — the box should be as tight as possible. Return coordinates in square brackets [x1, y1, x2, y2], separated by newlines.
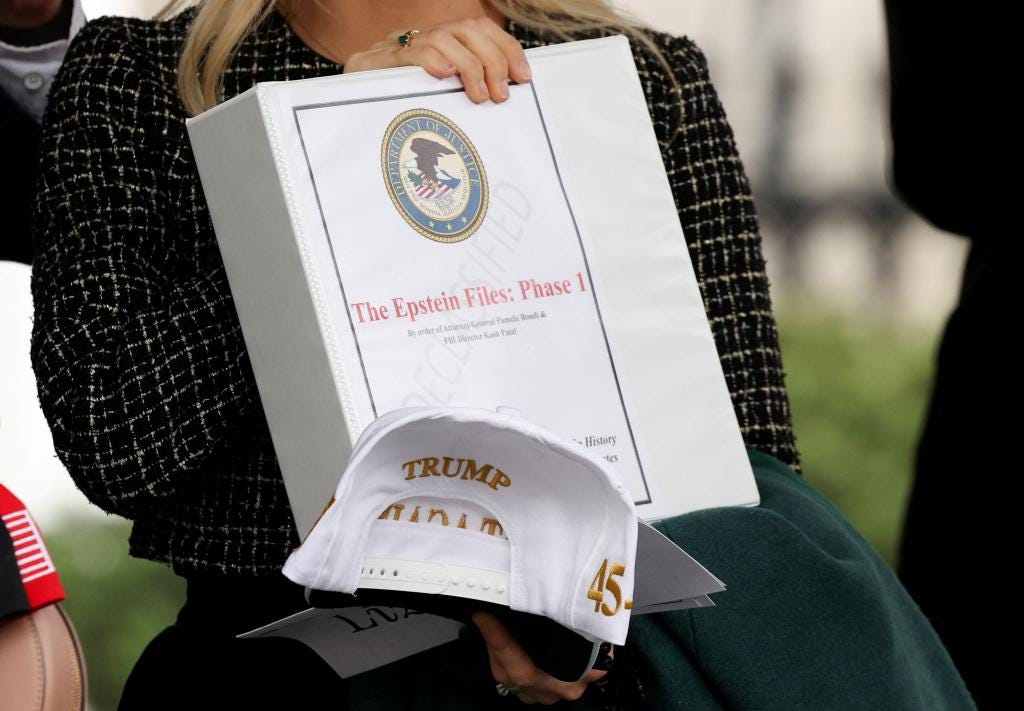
[189, 38, 757, 530]
[291, 82, 652, 504]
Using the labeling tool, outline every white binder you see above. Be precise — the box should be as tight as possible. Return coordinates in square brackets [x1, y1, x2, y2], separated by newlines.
[187, 36, 757, 539]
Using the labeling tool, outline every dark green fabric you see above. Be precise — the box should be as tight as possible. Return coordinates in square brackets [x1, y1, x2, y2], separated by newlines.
[345, 450, 974, 709]
[628, 449, 974, 710]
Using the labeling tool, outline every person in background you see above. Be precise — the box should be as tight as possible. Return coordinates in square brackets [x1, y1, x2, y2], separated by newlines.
[0, 482, 88, 710]
[1, 6, 88, 709]
[884, 3, 1012, 707]
[0, 0, 84, 264]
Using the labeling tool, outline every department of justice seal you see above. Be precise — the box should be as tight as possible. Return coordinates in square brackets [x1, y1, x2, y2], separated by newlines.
[381, 109, 488, 243]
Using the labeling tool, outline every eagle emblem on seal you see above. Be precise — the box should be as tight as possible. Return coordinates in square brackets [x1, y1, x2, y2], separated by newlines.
[381, 109, 488, 243]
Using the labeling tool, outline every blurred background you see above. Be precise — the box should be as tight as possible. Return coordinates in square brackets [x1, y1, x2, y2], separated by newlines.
[0, 0, 965, 708]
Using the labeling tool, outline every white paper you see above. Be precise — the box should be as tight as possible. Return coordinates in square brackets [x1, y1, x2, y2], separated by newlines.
[239, 606, 462, 678]
[632, 522, 725, 610]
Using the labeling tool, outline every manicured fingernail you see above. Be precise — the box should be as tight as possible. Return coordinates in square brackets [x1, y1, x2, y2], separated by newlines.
[478, 80, 489, 98]
[517, 61, 532, 80]
[498, 79, 509, 99]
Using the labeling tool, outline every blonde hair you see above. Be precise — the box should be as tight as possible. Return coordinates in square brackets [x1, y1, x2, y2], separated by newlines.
[160, 1, 676, 123]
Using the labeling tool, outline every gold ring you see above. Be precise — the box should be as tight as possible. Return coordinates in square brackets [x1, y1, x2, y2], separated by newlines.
[397, 29, 420, 48]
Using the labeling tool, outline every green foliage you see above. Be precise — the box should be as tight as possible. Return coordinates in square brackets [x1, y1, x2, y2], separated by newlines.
[776, 308, 940, 565]
[45, 518, 184, 711]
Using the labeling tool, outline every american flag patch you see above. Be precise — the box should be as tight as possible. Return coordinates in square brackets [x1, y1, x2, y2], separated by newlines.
[3, 509, 57, 584]
[0, 484, 65, 614]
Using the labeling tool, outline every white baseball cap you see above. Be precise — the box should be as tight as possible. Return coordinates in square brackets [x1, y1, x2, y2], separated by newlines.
[282, 407, 640, 645]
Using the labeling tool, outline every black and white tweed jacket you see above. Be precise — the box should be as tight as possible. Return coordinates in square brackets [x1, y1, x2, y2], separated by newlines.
[31, 9, 798, 576]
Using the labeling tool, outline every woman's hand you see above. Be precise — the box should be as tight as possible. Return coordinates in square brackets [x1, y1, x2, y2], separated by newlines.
[473, 611, 609, 705]
[344, 16, 531, 104]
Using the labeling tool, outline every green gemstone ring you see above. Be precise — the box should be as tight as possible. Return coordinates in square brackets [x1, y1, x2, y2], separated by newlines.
[397, 29, 420, 48]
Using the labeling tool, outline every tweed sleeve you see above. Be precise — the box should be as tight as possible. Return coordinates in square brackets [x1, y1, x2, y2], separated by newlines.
[639, 34, 799, 469]
[30, 19, 260, 518]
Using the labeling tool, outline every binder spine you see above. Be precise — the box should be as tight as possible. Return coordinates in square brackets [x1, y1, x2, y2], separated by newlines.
[257, 87, 362, 437]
